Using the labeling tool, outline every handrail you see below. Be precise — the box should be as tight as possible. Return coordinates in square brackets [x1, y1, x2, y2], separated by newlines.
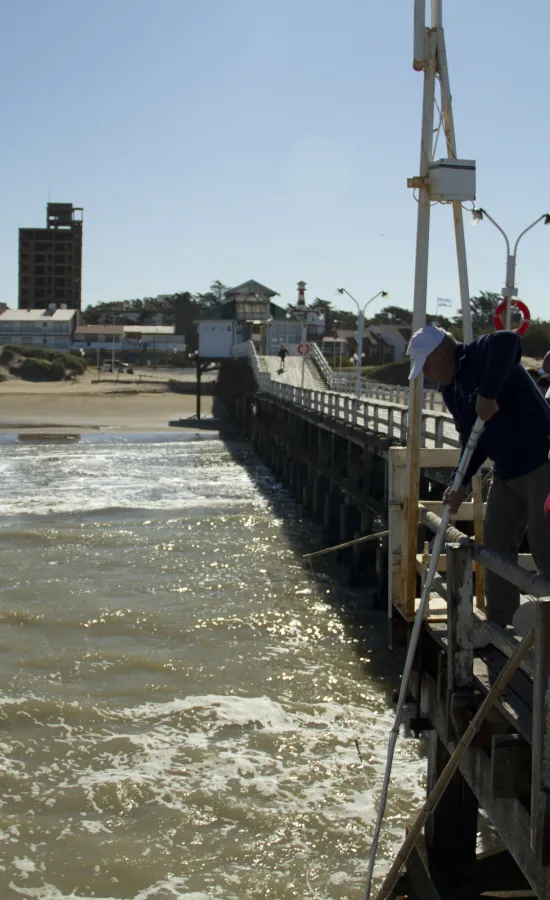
[309, 342, 336, 388]
[234, 343, 457, 447]
[419, 505, 550, 598]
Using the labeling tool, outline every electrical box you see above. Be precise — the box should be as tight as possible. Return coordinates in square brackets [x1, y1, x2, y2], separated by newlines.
[428, 159, 476, 202]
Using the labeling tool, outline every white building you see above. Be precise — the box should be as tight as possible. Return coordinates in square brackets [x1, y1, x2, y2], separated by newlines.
[122, 326, 185, 352]
[197, 278, 325, 358]
[71, 324, 185, 354]
[0, 308, 78, 350]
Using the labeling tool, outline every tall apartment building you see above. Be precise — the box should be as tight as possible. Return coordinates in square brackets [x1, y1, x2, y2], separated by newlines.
[18, 202, 83, 310]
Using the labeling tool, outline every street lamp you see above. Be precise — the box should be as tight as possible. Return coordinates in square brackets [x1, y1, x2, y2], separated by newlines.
[471, 208, 550, 330]
[286, 310, 307, 389]
[337, 288, 388, 398]
[333, 319, 343, 371]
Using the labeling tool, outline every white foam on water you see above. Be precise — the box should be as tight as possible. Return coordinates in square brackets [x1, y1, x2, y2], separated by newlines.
[0, 437, 425, 899]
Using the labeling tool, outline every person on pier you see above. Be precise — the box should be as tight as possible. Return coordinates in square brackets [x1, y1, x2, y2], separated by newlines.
[407, 325, 550, 632]
[278, 345, 289, 372]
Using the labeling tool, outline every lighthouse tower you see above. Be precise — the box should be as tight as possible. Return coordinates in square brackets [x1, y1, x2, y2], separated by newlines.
[296, 281, 307, 309]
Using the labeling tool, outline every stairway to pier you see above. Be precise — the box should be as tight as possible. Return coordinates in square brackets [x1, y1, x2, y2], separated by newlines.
[257, 355, 328, 391]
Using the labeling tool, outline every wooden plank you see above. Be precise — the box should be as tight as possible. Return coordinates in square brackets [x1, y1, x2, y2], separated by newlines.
[388, 448, 407, 634]
[473, 655, 533, 743]
[531, 600, 550, 865]
[491, 733, 531, 800]
[472, 472, 485, 609]
[446, 542, 474, 692]
[417, 552, 536, 574]
[405, 836, 445, 900]
[392, 446, 460, 467]
[418, 500, 487, 521]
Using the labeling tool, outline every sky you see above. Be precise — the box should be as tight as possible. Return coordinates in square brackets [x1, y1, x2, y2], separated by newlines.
[1, 0, 549, 322]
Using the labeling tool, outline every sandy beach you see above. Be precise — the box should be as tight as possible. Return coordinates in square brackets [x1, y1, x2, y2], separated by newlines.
[0, 370, 213, 434]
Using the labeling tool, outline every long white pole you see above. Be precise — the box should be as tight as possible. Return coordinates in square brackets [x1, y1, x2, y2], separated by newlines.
[301, 320, 306, 389]
[403, 27, 437, 610]
[435, 25, 473, 342]
[413, 0, 426, 70]
[356, 311, 365, 398]
[364, 417, 484, 900]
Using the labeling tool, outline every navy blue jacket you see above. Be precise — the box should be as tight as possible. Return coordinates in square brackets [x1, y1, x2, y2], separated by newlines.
[441, 332, 550, 484]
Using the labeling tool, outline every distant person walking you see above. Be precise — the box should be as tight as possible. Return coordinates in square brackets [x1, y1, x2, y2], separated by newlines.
[278, 345, 289, 372]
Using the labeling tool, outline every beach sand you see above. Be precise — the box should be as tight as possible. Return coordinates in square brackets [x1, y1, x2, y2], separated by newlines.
[0, 371, 213, 434]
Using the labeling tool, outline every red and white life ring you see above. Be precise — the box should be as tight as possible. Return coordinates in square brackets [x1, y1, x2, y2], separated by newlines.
[297, 343, 310, 356]
[493, 299, 531, 336]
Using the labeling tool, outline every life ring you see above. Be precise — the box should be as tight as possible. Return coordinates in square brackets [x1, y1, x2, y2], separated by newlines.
[297, 343, 310, 356]
[493, 299, 531, 336]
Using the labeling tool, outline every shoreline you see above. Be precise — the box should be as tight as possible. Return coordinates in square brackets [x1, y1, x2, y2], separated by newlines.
[0, 372, 213, 434]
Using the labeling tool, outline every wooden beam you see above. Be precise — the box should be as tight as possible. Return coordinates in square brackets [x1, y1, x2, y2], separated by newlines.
[418, 500, 487, 521]
[531, 600, 550, 865]
[491, 733, 531, 800]
[446, 542, 474, 693]
[416, 552, 536, 575]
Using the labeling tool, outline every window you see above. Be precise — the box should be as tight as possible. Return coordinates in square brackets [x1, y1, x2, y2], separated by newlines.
[1, 323, 13, 333]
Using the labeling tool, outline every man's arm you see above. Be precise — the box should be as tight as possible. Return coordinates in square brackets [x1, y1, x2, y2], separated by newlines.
[443, 422, 487, 513]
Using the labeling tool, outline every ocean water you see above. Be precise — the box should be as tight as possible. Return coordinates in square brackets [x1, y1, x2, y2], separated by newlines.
[0, 434, 424, 900]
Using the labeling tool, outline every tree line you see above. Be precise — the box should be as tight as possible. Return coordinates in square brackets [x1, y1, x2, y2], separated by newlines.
[82, 285, 550, 358]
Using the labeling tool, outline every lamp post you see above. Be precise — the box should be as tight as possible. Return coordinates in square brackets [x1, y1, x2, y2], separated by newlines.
[286, 310, 307, 389]
[333, 319, 343, 371]
[337, 288, 388, 397]
[472, 208, 550, 330]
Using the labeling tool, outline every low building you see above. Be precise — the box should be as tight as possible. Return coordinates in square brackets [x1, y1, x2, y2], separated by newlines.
[198, 279, 323, 358]
[72, 325, 124, 352]
[367, 324, 411, 362]
[122, 326, 185, 352]
[0, 307, 78, 350]
[72, 324, 185, 355]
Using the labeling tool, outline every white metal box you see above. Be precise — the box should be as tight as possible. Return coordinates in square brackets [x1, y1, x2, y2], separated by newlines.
[428, 159, 476, 202]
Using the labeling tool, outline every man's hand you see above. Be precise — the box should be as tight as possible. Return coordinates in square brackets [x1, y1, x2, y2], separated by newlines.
[475, 395, 499, 421]
[442, 484, 468, 514]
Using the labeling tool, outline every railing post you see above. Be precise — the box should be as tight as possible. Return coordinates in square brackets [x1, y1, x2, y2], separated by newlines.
[531, 599, 550, 864]
[435, 417, 444, 448]
[445, 542, 474, 692]
[388, 407, 394, 440]
[400, 409, 408, 444]
[351, 397, 358, 426]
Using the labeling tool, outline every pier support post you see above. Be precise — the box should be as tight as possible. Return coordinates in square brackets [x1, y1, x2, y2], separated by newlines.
[425, 732, 478, 893]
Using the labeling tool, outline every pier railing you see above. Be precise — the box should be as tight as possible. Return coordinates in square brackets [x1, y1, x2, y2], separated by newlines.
[233, 340, 444, 416]
[266, 381, 458, 448]
[233, 340, 457, 447]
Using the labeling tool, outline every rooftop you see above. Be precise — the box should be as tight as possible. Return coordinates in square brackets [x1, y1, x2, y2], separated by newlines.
[226, 279, 278, 298]
[123, 325, 175, 335]
[0, 308, 76, 322]
[74, 325, 124, 335]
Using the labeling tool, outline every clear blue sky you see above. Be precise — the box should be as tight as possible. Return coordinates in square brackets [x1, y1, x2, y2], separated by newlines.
[1, 0, 549, 322]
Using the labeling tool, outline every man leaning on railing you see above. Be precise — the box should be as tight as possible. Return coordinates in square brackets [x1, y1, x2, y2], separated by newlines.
[407, 325, 550, 642]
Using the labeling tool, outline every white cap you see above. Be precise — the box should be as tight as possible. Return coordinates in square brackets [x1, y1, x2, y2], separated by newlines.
[406, 325, 446, 380]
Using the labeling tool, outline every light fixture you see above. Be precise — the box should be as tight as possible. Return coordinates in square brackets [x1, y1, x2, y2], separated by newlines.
[471, 208, 484, 225]
[337, 288, 344, 294]
[381, 291, 389, 298]
[544, 214, 550, 226]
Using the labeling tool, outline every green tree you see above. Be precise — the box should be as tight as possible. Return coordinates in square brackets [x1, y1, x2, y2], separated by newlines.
[453, 291, 499, 335]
